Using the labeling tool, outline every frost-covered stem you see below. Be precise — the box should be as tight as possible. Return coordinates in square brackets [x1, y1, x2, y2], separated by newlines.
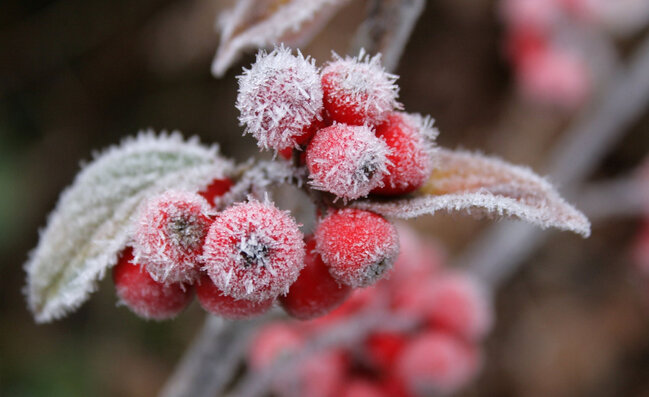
[228, 309, 417, 397]
[461, 32, 649, 290]
[159, 315, 260, 397]
[579, 177, 646, 220]
[350, 0, 426, 72]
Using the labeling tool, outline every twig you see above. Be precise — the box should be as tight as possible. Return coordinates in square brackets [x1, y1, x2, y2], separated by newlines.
[350, 0, 426, 72]
[579, 177, 646, 220]
[459, 32, 649, 290]
[159, 315, 263, 397]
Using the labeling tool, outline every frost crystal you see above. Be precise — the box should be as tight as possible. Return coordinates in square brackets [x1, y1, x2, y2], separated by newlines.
[133, 190, 212, 285]
[25, 131, 233, 323]
[236, 45, 323, 152]
[307, 123, 392, 201]
[321, 50, 402, 125]
[202, 198, 305, 302]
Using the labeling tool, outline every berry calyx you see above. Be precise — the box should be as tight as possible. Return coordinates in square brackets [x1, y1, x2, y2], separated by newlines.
[321, 51, 401, 125]
[236, 45, 323, 152]
[372, 112, 437, 196]
[196, 274, 273, 319]
[306, 123, 391, 200]
[112, 247, 194, 320]
[133, 190, 212, 284]
[280, 236, 352, 319]
[201, 199, 306, 301]
[315, 209, 399, 287]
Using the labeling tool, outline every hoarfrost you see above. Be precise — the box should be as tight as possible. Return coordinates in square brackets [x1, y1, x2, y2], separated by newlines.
[353, 148, 591, 237]
[25, 131, 233, 322]
[236, 45, 323, 151]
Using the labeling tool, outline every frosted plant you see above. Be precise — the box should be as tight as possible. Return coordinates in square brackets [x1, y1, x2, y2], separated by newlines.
[25, 46, 590, 326]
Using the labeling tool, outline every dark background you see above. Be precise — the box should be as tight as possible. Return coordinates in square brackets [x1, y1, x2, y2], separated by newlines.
[2, 0, 649, 396]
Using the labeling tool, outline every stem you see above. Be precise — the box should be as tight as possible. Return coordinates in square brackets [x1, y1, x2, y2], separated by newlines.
[579, 177, 646, 220]
[350, 0, 426, 72]
[460, 32, 649, 290]
[159, 315, 262, 397]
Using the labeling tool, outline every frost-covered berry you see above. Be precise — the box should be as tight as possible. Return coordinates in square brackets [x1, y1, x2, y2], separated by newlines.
[199, 177, 233, 207]
[321, 50, 401, 125]
[315, 209, 399, 287]
[426, 274, 492, 341]
[306, 124, 391, 200]
[395, 332, 481, 396]
[201, 199, 306, 301]
[236, 45, 323, 152]
[112, 247, 194, 320]
[249, 323, 303, 369]
[133, 190, 212, 284]
[280, 236, 352, 319]
[196, 274, 273, 319]
[372, 112, 437, 195]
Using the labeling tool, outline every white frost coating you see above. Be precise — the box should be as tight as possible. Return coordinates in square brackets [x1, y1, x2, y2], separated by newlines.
[213, 0, 350, 77]
[307, 124, 392, 201]
[353, 148, 591, 237]
[133, 190, 212, 285]
[322, 50, 403, 124]
[25, 131, 234, 323]
[202, 198, 306, 302]
[237, 45, 323, 151]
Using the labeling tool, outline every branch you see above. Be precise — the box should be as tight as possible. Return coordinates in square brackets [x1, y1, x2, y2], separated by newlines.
[350, 0, 426, 72]
[459, 32, 649, 290]
[579, 177, 646, 220]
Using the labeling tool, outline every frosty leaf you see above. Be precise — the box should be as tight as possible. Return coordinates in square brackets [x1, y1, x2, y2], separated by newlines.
[25, 131, 233, 323]
[212, 0, 350, 77]
[353, 148, 591, 237]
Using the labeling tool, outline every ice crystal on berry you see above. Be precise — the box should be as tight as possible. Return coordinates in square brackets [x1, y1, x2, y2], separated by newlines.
[236, 45, 323, 152]
[133, 190, 212, 284]
[307, 123, 392, 200]
[321, 49, 402, 125]
[202, 198, 305, 301]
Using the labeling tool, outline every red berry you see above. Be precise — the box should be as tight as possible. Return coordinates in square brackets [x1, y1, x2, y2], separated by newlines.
[315, 209, 399, 287]
[321, 51, 400, 125]
[249, 323, 303, 370]
[386, 224, 441, 288]
[306, 124, 391, 200]
[280, 236, 352, 319]
[199, 178, 233, 207]
[340, 379, 388, 397]
[133, 190, 212, 284]
[395, 332, 481, 395]
[113, 247, 194, 320]
[236, 45, 323, 152]
[371, 112, 437, 196]
[201, 199, 306, 301]
[426, 273, 492, 341]
[299, 350, 348, 397]
[365, 331, 408, 371]
[196, 274, 273, 319]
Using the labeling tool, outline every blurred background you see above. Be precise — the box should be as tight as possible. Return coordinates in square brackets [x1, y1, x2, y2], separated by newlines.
[2, 0, 649, 396]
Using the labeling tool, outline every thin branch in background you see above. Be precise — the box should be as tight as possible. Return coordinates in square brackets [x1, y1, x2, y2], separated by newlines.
[350, 0, 426, 72]
[579, 177, 646, 220]
[159, 315, 261, 397]
[459, 32, 649, 291]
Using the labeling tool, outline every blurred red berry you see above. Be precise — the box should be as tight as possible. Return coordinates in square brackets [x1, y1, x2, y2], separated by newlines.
[340, 378, 388, 397]
[365, 331, 408, 371]
[280, 236, 352, 319]
[249, 323, 303, 370]
[113, 247, 194, 320]
[315, 209, 399, 287]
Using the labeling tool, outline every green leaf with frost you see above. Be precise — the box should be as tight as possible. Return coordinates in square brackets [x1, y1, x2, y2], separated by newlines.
[25, 131, 233, 323]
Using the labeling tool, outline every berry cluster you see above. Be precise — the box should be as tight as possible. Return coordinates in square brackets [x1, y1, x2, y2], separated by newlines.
[237, 46, 437, 200]
[248, 225, 492, 397]
[112, 46, 440, 321]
